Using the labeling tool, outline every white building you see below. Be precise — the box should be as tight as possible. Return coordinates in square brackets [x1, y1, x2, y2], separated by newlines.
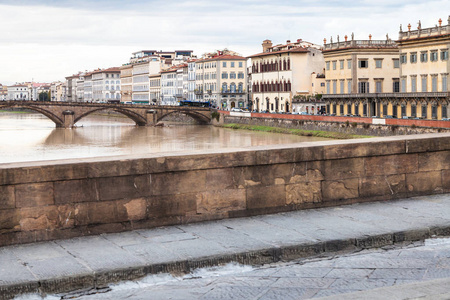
[92, 67, 121, 102]
[187, 60, 197, 101]
[161, 67, 178, 105]
[8, 85, 29, 100]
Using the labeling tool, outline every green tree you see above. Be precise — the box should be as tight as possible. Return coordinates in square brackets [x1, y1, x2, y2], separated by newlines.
[38, 91, 49, 101]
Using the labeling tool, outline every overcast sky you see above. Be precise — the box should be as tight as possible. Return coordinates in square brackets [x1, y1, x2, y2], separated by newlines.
[0, 0, 448, 85]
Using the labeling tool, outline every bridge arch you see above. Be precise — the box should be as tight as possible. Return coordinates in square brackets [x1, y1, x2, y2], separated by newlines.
[0, 103, 64, 127]
[157, 109, 211, 124]
[73, 107, 148, 126]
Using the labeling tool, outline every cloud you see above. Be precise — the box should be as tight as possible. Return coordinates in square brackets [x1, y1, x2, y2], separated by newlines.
[0, 0, 448, 84]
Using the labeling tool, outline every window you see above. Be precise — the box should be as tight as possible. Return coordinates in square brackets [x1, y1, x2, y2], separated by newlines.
[326, 61, 330, 70]
[223, 62, 227, 67]
[332, 80, 337, 94]
[332, 61, 337, 70]
[340, 81, 344, 94]
[238, 72, 244, 79]
[401, 78, 406, 92]
[231, 62, 235, 67]
[230, 72, 236, 79]
[383, 104, 388, 116]
[347, 104, 352, 114]
[375, 81, 382, 93]
[326, 81, 330, 94]
[340, 105, 344, 114]
[375, 60, 382, 68]
[411, 77, 417, 92]
[401, 105, 406, 118]
[347, 80, 352, 93]
[222, 83, 227, 92]
[410, 52, 417, 63]
[432, 105, 437, 119]
[393, 59, 400, 68]
[430, 51, 438, 62]
[339, 60, 344, 69]
[400, 54, 407, 64]
[422, 105, 427, 118]
[239, 62, 243, 67]
[443, 75, 448, 92]
[347, 60, 352, 69]
[358, 81, 369, 93]
[421, 76, 427, 92]
[333, 104, 337, 114]
[411, 105, 417, 118]
[420, 52, 428, 63]
[222, 72, 228, 79]
[441, 49, 449, 61]
[432, 76, 438, 92]
[358, 60, 368, 68]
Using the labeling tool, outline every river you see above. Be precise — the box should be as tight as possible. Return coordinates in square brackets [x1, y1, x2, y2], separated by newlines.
[0, 111, 330, 164]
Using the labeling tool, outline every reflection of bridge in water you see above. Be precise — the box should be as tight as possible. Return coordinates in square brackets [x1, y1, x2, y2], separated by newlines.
[0, 101, 212, 128]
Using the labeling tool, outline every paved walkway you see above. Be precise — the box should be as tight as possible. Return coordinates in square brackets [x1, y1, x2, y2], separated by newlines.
[69, 237, 450, 300]
[1, 194, 449, 299]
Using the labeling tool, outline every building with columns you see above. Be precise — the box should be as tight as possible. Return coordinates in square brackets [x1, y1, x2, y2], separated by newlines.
[249, 39, 324, 113]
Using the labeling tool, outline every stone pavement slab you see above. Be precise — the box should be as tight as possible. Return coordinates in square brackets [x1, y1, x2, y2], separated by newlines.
[0, 194, 449, 299]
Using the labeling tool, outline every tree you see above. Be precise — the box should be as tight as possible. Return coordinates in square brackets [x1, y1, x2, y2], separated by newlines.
[38, 91, 49, 101]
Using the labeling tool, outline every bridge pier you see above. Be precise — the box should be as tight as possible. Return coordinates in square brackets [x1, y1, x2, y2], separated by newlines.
[62, 110, 75, 128]
[146, 110, 157, 126]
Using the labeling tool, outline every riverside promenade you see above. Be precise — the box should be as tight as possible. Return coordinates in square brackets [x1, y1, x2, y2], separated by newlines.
[1, 194, 449, 299]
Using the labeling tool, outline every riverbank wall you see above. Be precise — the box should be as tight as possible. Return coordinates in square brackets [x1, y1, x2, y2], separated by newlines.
[214, 110, 450, 136]
[0, 133, 449, 246]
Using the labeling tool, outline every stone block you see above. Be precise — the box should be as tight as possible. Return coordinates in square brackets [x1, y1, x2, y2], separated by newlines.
[406, 136, 450, 153]
[236, 164, 304, 188]
[295, 145, 324, 162]
[406, 171, 443, 194]
[322, 179, 359, 201]
[323, 158, 364, 180]
[74, 201, 129, 226]
[147, 193, 197, 218]
[286, 181, 322, 204]
[88, 159, 150, 178]
[443, 170, 450, 193]
[205, 168, 236, 190]
[96, 175, 151, 201]
[196, 189, 246, 214]
[323, 140, 405, 160]
[359, 174, 406, 198]
[54, 179, 97, 204]
[15, 182, 54, 208]
[19, 206, 60, 231]
[418, 151, 450, 172]
[364, 154, 418, 176]
[246, 185, 286, 209]
[151, 170, 206, 196]
[123, 198, 147, 221]
[0, 209, 20, 230]
[255, 148, 296, 165]
[0, 185, 15, 209]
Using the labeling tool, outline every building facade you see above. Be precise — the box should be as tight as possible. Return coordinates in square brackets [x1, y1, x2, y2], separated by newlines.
[249, 39, 324, 113]
[7, 85, 29, 100]
[322, 34, 399, 117]
[195, 54, 247, 109]
[149, 73, 161, 104]
[91, 67, 121, 102]
[161, 67, 178, 105]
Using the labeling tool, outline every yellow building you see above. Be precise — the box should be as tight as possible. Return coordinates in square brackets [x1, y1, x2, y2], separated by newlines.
[322, 34, 399, 117]
[249, 39, 324, 113]
[120, 64, 132, 103]
[195, 54, 247, 110]
[396, 17, 449, 119]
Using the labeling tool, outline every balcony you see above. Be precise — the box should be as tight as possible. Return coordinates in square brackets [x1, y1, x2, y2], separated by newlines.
[194, 89, 203, 95]
[221, 90, 245, 95]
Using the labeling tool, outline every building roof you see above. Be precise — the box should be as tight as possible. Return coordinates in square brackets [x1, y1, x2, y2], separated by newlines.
[197, 55, 246, 63]
[247, 47, 309, 58]
[91, 67, 120, 74]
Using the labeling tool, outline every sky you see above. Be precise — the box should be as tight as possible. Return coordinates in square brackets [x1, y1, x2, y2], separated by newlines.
[0, 0, 448, 85]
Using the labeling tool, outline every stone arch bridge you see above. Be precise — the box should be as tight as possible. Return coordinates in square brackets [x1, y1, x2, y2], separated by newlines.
[0, 101, 212, 128]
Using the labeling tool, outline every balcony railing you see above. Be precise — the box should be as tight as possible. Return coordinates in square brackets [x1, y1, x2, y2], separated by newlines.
[323, 39, 397, 51]
[221, 90, 245, 95]
[322, 92, 450, 99]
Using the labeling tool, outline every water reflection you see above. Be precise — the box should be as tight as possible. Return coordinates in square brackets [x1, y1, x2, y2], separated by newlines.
[0, 112, 329, 164]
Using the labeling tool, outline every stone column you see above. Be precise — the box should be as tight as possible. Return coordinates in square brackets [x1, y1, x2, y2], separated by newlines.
[62, 110, 74, 128]
[146, 110, 156, 126]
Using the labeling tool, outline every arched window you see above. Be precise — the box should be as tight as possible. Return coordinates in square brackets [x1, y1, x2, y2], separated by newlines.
[238, 83, 243, 93]
[283, 59, 287, 70]
[287, 58, 291, 70]
[287, 80, 291, 91]
[116, 94, 120, 99]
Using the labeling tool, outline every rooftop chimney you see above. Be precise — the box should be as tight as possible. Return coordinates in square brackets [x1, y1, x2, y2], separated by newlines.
[286, 40, 291, 44]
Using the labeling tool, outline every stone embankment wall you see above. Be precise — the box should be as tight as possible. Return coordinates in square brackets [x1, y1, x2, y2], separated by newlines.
[0, 134, 449, 246]
[222, 115, 450, 136]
